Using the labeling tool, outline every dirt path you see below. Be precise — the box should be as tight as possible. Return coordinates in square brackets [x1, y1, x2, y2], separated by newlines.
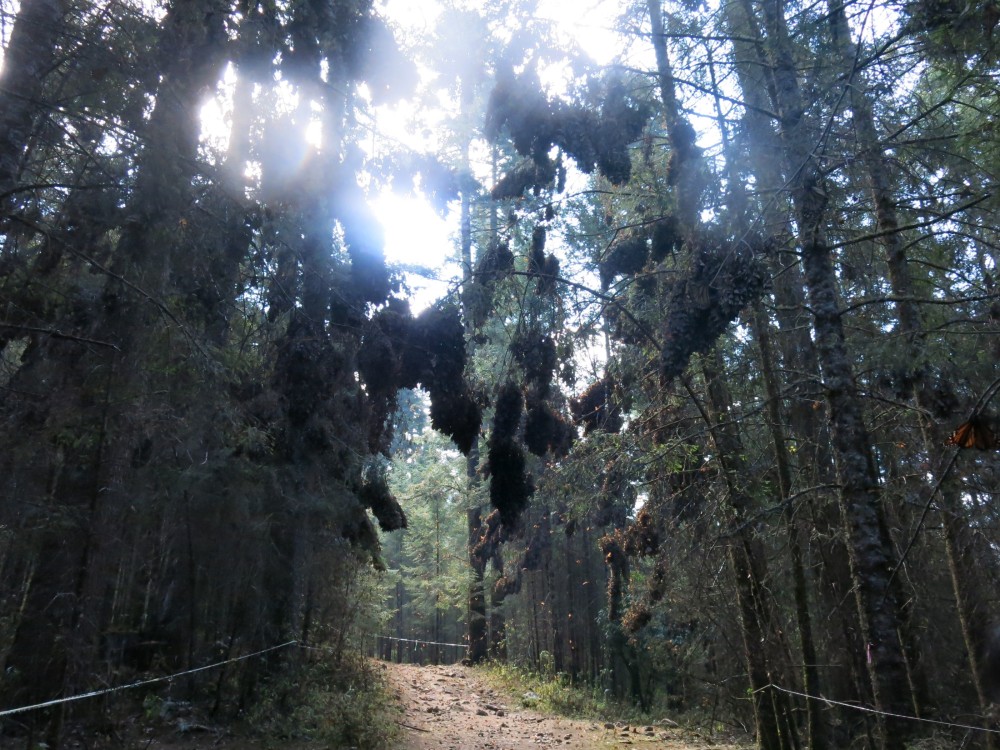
[383, 661, 743, 750]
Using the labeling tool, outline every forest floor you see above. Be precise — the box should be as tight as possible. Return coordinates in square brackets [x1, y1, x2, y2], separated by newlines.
[384, 661, 747, 750]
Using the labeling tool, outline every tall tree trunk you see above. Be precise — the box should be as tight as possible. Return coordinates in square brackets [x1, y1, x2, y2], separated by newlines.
[751, 305, 827, 750]
[754, 1, 917, 745]
[489, 587, 507, 661]
[711, 27, 827, 750]
[0, 0, 66, 198]
[460, 167, 489, 663]
[726, 5, 872, 717]
[700, 357, 796, 750]
[710, 36, 826, 748]
[1, 0, 229, 730]
[827, 3, 993, 733]
[647, 0, 704, 236]
[648, 4, 791, 745]
[466, 503, 489, 663]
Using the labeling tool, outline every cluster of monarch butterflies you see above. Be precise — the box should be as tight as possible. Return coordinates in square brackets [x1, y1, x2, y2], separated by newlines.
[947, 416, 999, 450]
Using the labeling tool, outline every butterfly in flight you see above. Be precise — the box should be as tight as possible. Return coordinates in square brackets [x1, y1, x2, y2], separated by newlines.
[946, 415, 999, 450]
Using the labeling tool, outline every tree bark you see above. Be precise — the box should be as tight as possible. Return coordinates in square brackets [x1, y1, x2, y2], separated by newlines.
[459, 162, 489, 662]
[756, 1, 917, 745]
[1, 0, 229, 724]
[647, 4, 793, 745]
[751, 304, 827, 750]
[726, 4, 873, 719]
[827, 3, 993, 734]
[0, 0, 66, 198]
[701, 356, 796, 750]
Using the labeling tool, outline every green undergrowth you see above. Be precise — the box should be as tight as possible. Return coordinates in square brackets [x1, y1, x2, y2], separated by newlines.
[246, 654, 399, 749]
[478, 661, 657, 726]
[477, 661, 751, 748]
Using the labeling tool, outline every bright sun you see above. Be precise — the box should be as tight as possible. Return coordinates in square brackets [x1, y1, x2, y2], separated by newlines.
[370, 191, 453, 267]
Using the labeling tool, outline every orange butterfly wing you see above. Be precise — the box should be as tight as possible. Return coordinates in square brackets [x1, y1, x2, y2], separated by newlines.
[947, 417, 998, 450]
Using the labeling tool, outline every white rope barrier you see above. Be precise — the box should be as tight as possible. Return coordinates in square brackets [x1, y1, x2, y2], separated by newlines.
[0, 640, 298, 718]
[374, 634, 468, 649]
[0, 635, 470, 719]
[8, 644, 992, 740]
[765, 683, 1000, 736]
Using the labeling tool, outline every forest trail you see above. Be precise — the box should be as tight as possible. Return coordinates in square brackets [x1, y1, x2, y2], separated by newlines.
[383, 661, 742, 750]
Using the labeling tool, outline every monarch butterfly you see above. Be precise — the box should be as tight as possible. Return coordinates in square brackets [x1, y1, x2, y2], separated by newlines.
[946, 416, 999, 450]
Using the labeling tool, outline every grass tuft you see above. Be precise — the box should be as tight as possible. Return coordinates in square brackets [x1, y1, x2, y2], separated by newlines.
[478, 661, 649, 725]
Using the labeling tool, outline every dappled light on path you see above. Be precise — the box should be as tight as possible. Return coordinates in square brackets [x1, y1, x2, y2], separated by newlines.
[383, 661, 743, 750]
